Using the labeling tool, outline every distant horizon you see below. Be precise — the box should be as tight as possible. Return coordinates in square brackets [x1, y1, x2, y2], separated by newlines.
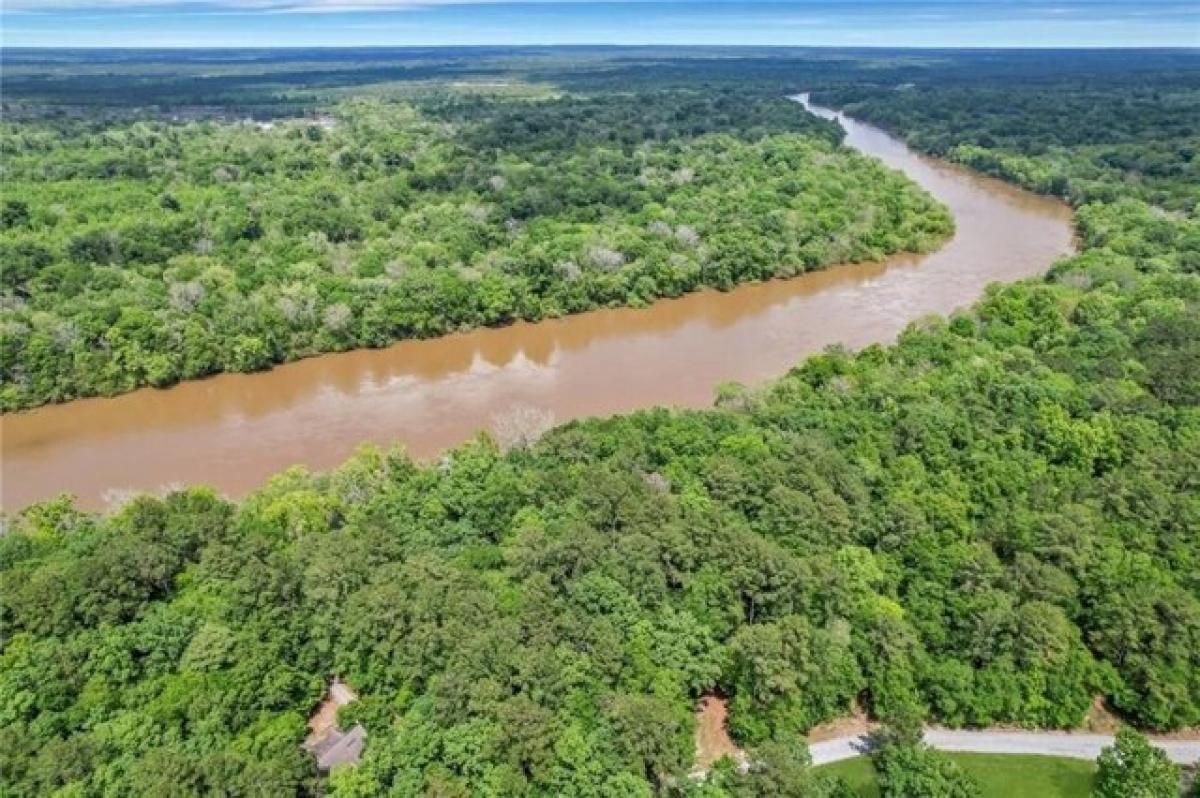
[4, 1, 1197, 49]
[5, 43, 1199, 50]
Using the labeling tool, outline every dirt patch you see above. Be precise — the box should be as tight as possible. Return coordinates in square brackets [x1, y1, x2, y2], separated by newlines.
[807, 705, 876, 743]
[1082, 696, 1200, 740]
[1083, 696, 1123, 734]
[694, 695, 745, 770]
[305, 679, 357, 748]
[1149, 727, 1200, 742]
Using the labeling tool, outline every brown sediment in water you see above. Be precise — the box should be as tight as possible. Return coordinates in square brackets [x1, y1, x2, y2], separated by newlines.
[0, 96, 1074, 511]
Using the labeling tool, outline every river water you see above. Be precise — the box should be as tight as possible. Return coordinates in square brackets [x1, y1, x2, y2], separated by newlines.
[0, 96, 1074, 510]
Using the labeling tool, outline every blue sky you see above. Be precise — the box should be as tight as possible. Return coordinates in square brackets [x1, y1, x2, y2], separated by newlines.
[3, 1, 1198, 48]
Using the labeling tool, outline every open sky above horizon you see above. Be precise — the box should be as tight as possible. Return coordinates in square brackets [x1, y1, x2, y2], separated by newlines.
[3, 0, 1197, 48]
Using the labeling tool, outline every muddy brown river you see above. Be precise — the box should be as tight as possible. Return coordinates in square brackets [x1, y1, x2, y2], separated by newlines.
[0, 96, 1074, 510]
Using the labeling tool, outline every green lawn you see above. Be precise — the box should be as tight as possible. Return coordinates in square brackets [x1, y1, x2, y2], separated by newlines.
[819, 753, 1098, 798]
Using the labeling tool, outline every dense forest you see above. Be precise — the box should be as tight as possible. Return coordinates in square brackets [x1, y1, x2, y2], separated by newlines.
[2, 50, 1199, 797]
[813, 73, 1200, 213]
[0, 88, 952, 411]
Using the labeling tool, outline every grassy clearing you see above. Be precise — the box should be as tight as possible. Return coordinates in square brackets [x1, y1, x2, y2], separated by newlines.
[819, 753, 1097, 798]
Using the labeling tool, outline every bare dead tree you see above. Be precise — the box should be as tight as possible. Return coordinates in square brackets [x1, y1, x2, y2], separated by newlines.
[674, 225, 701, 247]
[587, 246, 626, 272]
[491, 404, 556, 451]
[169, 280, 206, 312]
[323, 303, 352, 332]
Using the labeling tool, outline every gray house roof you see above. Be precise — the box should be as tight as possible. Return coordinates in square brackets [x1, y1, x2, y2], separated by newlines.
[304, 678, 366, 773]
[310, 724, 367, 772]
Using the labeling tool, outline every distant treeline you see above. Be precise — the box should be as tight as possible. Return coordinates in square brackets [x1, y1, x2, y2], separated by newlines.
[5, 46, 1197, 112]
[813, 66, 1199, 213]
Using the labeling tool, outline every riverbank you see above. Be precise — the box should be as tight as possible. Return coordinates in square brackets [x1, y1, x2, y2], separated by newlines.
[0, 97, 1073, 511]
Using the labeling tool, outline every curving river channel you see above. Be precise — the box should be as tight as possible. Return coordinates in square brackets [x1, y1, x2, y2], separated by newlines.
[0, 96, 1075, 511]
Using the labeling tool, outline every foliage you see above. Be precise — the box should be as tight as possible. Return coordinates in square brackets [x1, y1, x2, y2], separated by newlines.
[813, 71, 1199, 213]
[697, 738, 857, 797]
[819, 754, 1098, 798]
[875, 744, 980, 798]
[4, 216, 1198, 792]
[1, 48, 1198, 797]
[1093, 729, 1180, 798]
[864, 715, 978, 797]
[0, 89, 949, 411]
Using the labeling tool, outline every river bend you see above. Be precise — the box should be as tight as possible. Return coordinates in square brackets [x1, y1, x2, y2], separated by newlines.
[0, 96, 1074, 510]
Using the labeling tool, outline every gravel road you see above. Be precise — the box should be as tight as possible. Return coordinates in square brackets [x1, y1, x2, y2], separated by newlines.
[808, 729, 1200, 766]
